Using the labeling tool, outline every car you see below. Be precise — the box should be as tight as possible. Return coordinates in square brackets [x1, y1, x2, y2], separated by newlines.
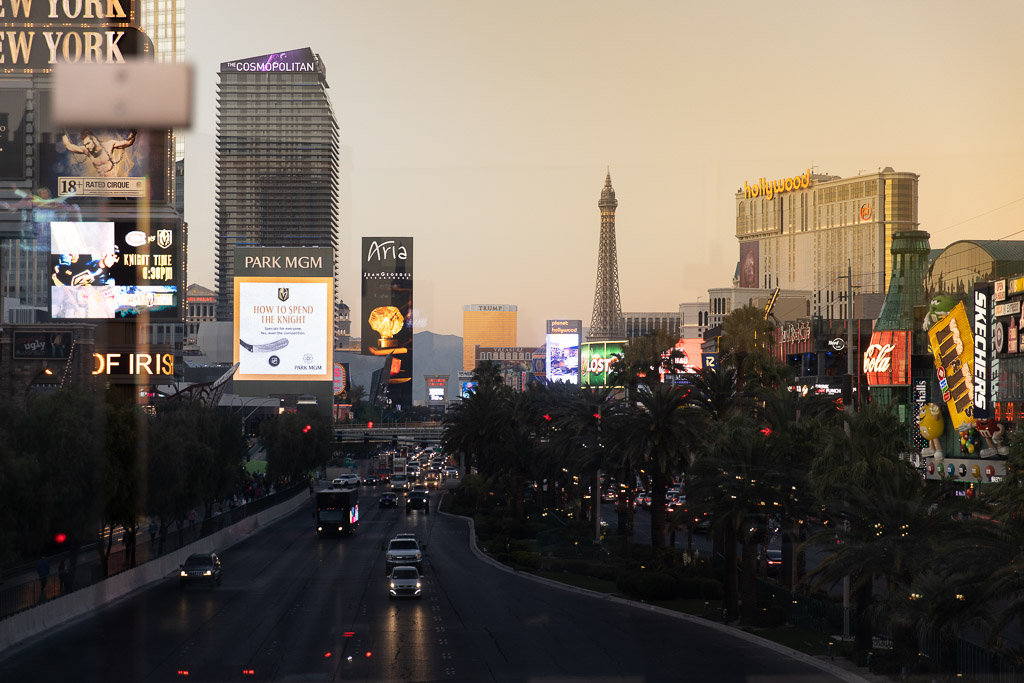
[373, 468, 391, 483]
[444, 466, 459, 479]
[760, 548, 783, 576]
[407, 490, 430, 514]
[179, 552, 222, 587]
[423, 471, 442, 489]
[384, 537, 424, 574]
[379, 492, 398, 508]
[362, 474, 381, 486]
[332, 473, 360, 487]
[388, 565, 423, 599]
[391, 474, 411, 492]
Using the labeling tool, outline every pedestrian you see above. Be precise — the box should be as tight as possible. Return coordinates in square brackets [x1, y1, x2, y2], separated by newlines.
[149, 520, 158, 545]
[58, 560, 69, 595]
[37, 557, 50, 603]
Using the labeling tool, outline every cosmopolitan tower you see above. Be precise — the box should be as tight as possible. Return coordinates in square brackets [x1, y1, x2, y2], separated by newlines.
[214, 48, 340, 320]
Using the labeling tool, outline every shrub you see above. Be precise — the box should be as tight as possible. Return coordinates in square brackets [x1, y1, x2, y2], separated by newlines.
[617, 571, 679, 601]
[507, 551, 542, 570]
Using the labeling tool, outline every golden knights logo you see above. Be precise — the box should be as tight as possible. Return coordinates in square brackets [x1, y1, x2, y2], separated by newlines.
[156, 229, 173, 249]
[277, 288, 290, 302]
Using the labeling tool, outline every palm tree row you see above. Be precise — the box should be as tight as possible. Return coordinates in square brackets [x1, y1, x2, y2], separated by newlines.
[443, 308, 1024, 668]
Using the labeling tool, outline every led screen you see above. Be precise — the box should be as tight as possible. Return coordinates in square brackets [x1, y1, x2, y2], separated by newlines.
[49, 221, 178, 320]
[234, 277, 333, 381]
[428, 387, 445, 402]
[545, 333, 580, 384]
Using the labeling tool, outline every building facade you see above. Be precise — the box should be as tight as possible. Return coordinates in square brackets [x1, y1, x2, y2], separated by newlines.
[186, 283, 216, 346]
[462, 304, 517, 371]
[623, 311, 679, 339]
[474, 346, 534, 392]
[736, 167, 918, 321]
[214, 48, 340, 321]
[678, 301, 710, 340]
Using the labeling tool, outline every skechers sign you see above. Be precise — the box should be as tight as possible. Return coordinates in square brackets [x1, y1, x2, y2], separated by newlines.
[973, 283, 994, 419]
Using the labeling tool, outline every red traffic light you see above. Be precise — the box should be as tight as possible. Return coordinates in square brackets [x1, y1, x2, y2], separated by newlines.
[302, 424, 312, 433]
[367, 421, 374, 429]
[54, 533, 67, 544]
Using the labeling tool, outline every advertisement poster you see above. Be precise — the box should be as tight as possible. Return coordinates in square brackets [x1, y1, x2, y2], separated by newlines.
[49, 220, 178, 320]
[660, 338, 703, 382]
[13, 331, 73, 359]
[863, 330, 911, 386]
[928, 302, 975, 429]
[234, 278, 332, 381]
[333, 363, 350, 403]
[361, 237, 413, 409]
[37, 90, 168, 202]
[580, 341, 625, 387]
[545, 320, 581, 385]
[739, 241, 759, 289]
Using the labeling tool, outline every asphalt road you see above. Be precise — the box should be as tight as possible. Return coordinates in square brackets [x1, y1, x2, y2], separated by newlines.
[0, 488, 849, 682]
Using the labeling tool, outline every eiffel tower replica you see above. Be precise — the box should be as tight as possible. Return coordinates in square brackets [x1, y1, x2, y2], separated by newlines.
[588, 170, 625, 341]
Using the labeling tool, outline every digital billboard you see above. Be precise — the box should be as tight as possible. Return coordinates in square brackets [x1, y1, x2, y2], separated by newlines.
[425, 375, 448, 403]
[546, 319, 581, 384]
[333, 363, 350, 403]
[233, 247, 334, 382]
[973, 283, 994, 420]
[928, 301, 975, 429]
[863, 330, 911, 386]
[659, 338, 703, 382]
[739, 241, 759, 288]
[580, 341, 625, 387]
[37, 90, 169, 203]
[49, 220, 178, 320]
[13, 331, 73, 359]
[361, 237, 413, 409]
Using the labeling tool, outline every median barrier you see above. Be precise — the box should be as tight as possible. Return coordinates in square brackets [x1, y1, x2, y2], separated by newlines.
[0, 487, 309, 654]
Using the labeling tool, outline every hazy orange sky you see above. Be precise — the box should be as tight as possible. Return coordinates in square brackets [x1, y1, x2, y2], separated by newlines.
[186, 1, 1024, 347]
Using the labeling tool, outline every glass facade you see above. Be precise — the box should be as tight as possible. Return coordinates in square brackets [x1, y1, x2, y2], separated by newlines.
[462, 306, 517, 371]
[214, 52, 340, 321]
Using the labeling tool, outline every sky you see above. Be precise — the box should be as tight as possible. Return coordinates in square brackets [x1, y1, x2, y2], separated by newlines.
[185, 0, 1024, 348]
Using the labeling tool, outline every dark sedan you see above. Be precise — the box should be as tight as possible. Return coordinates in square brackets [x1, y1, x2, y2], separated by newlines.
[379, 492, 399, 508]
[362, 474, 381, 486]
[179, 552, 222, 587]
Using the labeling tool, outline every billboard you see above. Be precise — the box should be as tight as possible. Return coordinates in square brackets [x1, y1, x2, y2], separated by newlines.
[333, 363, 350, 403]
[425, 375, 448, 403]
[37, 90, 169, 203]
[739, 241, 759, 289]
[13, 331, 73, 359]
[361, 237, 413, 409]
[546, 319, 581, 384]
[863, 330, 911, 386]
[233, 247, 333, 382]
[580, 340, 625, 387]
[660, 338, 703, 382]
[928, 302, 975, 429]
[49, 220, 178, 320]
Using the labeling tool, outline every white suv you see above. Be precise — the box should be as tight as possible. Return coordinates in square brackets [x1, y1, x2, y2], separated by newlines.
[384, 536, 424, 575]
[333, 474, 360, 487]
[390, 474, 411, 492]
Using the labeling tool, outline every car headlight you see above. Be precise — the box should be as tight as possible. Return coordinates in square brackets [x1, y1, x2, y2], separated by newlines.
[204, 570, 212, 576]
[390, 582, 395, 588]
[180, 570, 187, 577]
[338, 526, 343, 531]
[317, 526, 322, 531]
[416, 582, 421, 588]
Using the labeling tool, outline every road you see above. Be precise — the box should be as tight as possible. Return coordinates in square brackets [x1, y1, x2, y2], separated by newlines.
[0, 487, 849, 682]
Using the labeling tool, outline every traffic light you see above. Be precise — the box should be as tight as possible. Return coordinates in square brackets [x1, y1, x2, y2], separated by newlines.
[302, 424, 312, 434]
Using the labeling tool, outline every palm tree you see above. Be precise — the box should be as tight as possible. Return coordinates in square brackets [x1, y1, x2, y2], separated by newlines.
[718, 304, 776, 389]
[606, 381, 705, 551]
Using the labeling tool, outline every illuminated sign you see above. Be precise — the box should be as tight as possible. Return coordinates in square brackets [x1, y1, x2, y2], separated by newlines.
[92, 352, 173, 376]
[928, 302, 975, 429]
[995, 280, 1006, 302]
[13, 331, 73, 359]
[49, 221, 178, 320]
[361, 237, 413, 408]
[233, 247, 333, 382]
[221, 48, 317, 73]
[659, 338, 703, 381]
[863, 330, 910, 386]
[580, 341, 625, 387]
[974, 284, 994, 419]
[546, 319, 581, 385]
[778, 321, 811, 344]
[859, 204, 872, 221]
[742, 169, 811, 200]
[425, 375, 448, 403]
[1008, 277, 1024, 296]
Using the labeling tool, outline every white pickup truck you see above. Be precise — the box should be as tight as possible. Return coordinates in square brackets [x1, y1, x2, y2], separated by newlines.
[383, 536, 424, 575]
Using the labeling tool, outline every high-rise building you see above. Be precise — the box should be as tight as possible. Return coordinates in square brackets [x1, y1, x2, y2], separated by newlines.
[137, 1, 186, 161]
[214, 48, 339, 321]
[589, 171, 624, 340]
[735, 167, 918, 321]
[462, 305, 517, 371]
